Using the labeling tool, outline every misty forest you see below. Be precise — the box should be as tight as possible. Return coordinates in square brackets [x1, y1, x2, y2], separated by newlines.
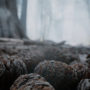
[0, 0, 90, 90]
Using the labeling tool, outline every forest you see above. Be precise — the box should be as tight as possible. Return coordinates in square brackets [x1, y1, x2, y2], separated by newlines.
[0, 0, 90, 90]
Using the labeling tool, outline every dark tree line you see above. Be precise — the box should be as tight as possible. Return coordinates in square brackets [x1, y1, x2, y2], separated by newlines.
[0, 0, 28, 39]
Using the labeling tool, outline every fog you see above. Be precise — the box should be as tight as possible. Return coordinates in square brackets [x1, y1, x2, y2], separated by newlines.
[18, 0, 90, 46]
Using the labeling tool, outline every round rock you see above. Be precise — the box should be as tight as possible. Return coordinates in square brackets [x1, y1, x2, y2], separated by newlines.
[10, 73, 55, 90]
[0, 60, 5, 77]
[77, 79, 90, 90]
[34, 60, 77, 90]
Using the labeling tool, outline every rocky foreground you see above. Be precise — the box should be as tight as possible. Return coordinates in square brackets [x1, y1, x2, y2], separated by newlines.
[0, 38, 90, 90]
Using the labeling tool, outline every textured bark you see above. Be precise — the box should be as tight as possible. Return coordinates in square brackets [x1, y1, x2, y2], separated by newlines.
[5, 0, 18, 17]
[20, 0, 27, 31]
[0, 0, 28, 39]
[0, 0, 6, 7]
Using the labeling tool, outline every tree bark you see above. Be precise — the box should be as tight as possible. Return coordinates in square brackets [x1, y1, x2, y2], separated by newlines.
[5, 0, 18, 17]
[20, 0, 27, 32]
[0, 0, 28, 39]
[0, 0, 6, 7]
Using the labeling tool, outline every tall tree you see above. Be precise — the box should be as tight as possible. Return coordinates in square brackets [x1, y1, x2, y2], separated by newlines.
[39, 0, 52, 41]
[0, 0, 28, 39]
[6, 0, 18, 17]
[20, 0, 27, 32]
[0, 0, 6, 7]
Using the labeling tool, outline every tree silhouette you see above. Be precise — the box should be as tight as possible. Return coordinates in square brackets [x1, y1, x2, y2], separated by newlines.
[0, 0, 28, 39]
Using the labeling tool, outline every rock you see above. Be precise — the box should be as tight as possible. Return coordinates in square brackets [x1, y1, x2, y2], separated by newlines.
[10, 73, 55, 90]
[34, 60, 77, 90]
[70, 60, 80, 65]
[71, 63, 87, 80]
[0, 42, 81, 73]
[0, 57, 27, 90]
[0, 40, 90, 89]
[85, 58, 90, 68]
[77, 79, 90, 90]
[0, 60, 5, 77]
[34, 60, 89, 90]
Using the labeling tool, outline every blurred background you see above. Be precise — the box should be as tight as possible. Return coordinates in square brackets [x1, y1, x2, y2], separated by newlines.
[17, 0, 90, 46]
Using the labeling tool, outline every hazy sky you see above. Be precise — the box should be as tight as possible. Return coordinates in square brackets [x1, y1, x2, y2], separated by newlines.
[26, 0, 90, 45]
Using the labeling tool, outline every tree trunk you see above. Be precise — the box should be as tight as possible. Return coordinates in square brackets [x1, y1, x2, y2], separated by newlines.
[20, 0, 27, 32]
[0, 0, 28, 39]
[0, 0, 6, 7]
[5, 0, 18, 17]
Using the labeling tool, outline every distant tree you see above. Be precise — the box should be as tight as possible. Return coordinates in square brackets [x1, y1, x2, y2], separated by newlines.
[6, 0, 18, 17]
[20, 0, 27, 32]
[87, 0, 90, 17]
[0, 0, 28, 39]
[0, 0, 6, 7]
[39, 0, 52, 41]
